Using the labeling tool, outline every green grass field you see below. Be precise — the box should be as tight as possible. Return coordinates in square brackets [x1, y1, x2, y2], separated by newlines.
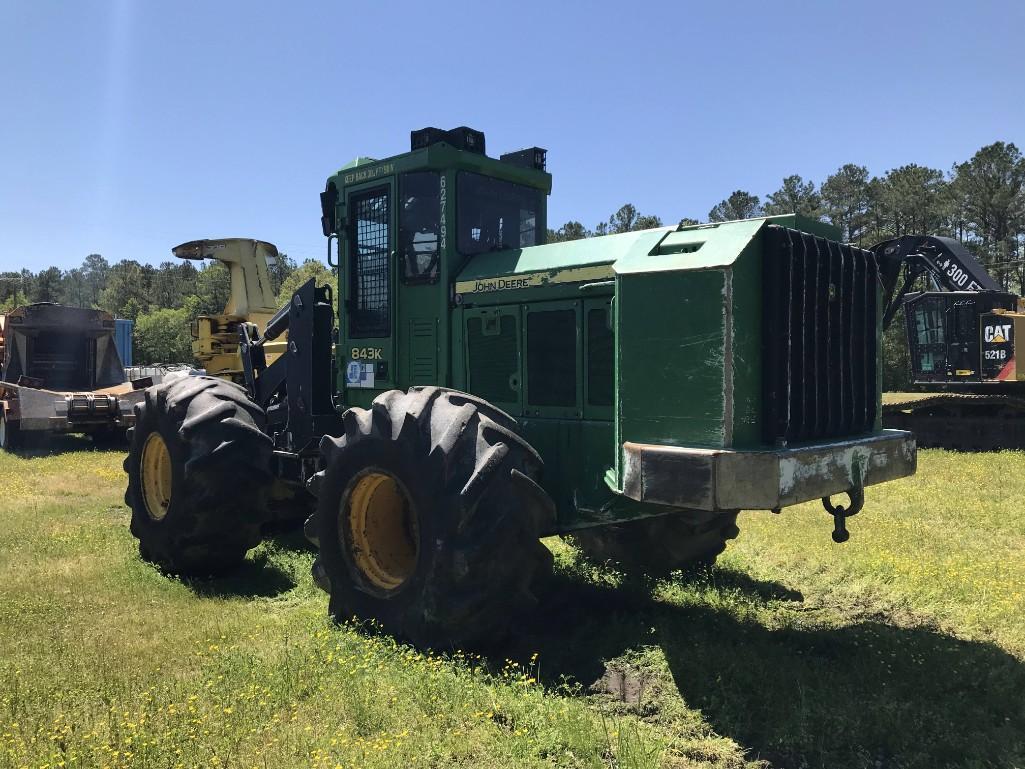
[1, 440, 1023, 769]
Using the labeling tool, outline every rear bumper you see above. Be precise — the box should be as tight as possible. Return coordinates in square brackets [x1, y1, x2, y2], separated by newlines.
[1, 383, 142, 433]
[620, 430, 916, 511]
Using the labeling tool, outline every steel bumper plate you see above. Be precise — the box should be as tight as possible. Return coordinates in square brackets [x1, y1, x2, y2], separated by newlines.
[621, 430, 916, 511]
[1, 382, 140, 431]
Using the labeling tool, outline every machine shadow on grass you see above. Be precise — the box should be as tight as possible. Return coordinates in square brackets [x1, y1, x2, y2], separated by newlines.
[163, 526, 1024, 765]
[182, 551, 297, 599]
[182, 528, 313, 600]
[5, 433, 118, 457]
[505, 567, 1025, 768]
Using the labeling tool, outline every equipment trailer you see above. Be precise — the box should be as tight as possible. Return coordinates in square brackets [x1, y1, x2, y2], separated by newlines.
[0, 303, 146, 450]
[124, 127, 917, 647]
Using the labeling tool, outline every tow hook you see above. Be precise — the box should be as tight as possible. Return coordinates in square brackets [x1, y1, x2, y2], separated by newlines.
[822, 484, 864, 543]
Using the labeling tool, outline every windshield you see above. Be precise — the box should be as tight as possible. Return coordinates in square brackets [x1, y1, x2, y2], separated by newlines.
[457, 172, 542, 255]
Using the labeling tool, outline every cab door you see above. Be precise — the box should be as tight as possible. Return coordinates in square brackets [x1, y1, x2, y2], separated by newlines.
[342, 181, 395, 405]
[907, 296, 947, 382]
[946, 299, 980, 380]
[395, 171, 444, 388]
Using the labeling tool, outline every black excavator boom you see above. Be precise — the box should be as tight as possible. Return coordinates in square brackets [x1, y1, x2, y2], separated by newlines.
[876, 235, 1001, 328]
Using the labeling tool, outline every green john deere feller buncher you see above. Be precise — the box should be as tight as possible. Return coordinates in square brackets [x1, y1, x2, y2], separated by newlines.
[124, 127, 917, 647]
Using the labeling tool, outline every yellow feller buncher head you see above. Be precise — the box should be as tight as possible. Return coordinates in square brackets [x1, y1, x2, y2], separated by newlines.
[173, 238, 286, 381]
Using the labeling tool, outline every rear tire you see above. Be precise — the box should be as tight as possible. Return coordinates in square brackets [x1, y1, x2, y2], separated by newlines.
[571, 510, 740, 577]
[310, 387, 555, 648]
[124, 376, 274, 575]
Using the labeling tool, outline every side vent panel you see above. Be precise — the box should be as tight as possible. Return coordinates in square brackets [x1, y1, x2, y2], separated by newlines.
[408, 319, 437, 385]
[466, 312, 520, 408]
[586, 306, 614, 407]
[526, 309, 576, 408]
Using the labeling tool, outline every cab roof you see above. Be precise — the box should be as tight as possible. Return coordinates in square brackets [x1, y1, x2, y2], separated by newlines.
[325, 142, 552, 195]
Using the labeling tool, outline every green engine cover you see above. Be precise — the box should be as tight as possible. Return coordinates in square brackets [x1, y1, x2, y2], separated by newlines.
[616, 220, 765, 451]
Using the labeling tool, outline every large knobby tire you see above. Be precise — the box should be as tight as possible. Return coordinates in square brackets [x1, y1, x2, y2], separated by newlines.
[571, 510, 740, 578]
[310, 387, 555, 649]
[124, 376, 274, 575]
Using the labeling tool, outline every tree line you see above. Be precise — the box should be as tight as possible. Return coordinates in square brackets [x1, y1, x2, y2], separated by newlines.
[550, 141, 1025, 292]
[3, 140, 1022, 384]
[547, 141, 1025, 389]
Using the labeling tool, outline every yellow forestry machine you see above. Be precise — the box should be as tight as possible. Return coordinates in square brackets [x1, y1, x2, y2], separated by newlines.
[172, 238, 286, 380]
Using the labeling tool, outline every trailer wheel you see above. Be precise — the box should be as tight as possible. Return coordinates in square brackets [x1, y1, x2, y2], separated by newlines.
[311, 387, 554, 648]
[0, 410, 20, 452]
[124, 376, 274, 575]
[571, 510, 740, 577]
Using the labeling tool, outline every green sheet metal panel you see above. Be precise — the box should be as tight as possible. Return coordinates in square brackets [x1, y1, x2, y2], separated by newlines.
[615, 218, 763, 274]
[616, 268, 731, 450]
[727, 232, 764, 448]
[613, 218, 773, 463]
[454, 227, 669, 289]
[463, 306, 522, 414]
[517, 416, 616, 533]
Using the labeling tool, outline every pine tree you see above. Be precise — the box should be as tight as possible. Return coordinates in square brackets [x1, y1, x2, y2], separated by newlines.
[708, 191, 761, 222]
[763, 175, 822, 219]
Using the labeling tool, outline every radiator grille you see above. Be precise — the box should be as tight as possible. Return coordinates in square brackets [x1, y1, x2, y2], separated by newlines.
[762, 225, 879, 444]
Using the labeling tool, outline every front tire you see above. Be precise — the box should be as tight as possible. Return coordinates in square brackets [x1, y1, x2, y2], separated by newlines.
[311, 387, 554, 648]
[571, 510, 740, 577]
[124, 376, 274, 575]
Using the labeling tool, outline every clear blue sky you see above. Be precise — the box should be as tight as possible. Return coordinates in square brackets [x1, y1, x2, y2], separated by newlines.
[1, 0, 1022, 271]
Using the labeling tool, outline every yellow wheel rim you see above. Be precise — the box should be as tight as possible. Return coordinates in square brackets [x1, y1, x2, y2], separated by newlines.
[342, 469, 419, 592]
[140, 432, 173, 521]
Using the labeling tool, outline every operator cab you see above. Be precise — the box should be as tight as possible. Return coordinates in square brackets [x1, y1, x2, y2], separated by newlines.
[904, 291, 1020, 384]
[320, 127, 551, 404]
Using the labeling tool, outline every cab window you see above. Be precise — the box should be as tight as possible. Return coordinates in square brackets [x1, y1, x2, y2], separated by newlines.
[914, 303, 944, 345]
[399, 172, 441, 284]
[457, 172, 541, 255]
[349, 186, 390, 338]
